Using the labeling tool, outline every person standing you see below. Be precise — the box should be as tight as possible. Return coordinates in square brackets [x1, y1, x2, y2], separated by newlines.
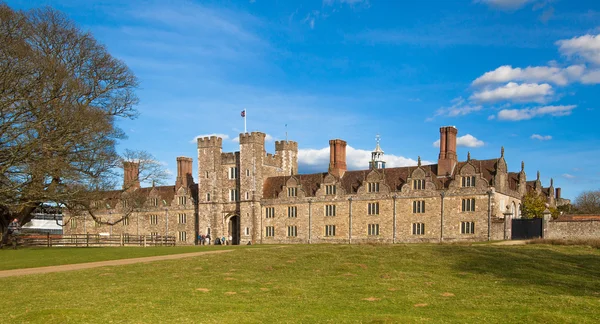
[7, 218, 20, 249]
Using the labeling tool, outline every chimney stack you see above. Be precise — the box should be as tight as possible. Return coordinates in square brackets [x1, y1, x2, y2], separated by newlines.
[556, 188, 561, 199]
[176, 157, 194, 189]
[123, 161, 140, 190]
[328, 139, 347, 178]
[437, 126, 458, 176]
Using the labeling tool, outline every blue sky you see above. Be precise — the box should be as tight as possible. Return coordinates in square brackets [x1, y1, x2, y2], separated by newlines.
[7, 0, 600, 200]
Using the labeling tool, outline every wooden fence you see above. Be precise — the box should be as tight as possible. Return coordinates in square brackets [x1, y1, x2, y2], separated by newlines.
[17, 234, 176, 247]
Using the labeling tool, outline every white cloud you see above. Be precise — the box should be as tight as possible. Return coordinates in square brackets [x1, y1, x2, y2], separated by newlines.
[323, 0, 368, 5]
[432, 134, 485, 148]
[472, 65, 585, 86]
[470, 82, 553, 103]
[497, 105, 576, 121]
[562, 173, 576, 179]
[476, 0, 534, 10]
[556, 33, 600, 65]
[530, 134, 552, 140]
[190, 133, 230, 143]
[581, 69, 600, 84]
[298, 145, 430, 171]
[433, 97, 482, 118]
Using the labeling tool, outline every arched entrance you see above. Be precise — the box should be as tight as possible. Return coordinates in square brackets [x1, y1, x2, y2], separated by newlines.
[227, 215, 240, 245]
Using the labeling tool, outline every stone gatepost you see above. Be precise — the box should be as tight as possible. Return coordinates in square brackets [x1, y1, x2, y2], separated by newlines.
[542, 208, 552, 238]
[503, 211, 513, 240]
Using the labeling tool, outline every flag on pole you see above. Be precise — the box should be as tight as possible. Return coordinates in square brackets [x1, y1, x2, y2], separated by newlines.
[241, 110, 246, 117]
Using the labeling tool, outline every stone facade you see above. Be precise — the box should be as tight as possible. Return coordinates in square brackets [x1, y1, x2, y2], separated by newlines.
[198, 126, 561, 245]
[64, 125, 567, 245]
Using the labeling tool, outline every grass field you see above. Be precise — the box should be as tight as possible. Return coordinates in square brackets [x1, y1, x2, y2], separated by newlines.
[1, 243, 599, 323]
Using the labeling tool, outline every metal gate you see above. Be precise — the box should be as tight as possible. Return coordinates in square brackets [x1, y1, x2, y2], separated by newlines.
[511, 218, 542, 240]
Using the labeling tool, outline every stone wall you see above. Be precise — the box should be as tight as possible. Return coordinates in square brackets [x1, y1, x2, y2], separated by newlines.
[545, 220, 600, 239]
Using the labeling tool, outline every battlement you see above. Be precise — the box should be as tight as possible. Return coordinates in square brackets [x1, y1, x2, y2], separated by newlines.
[275, 140, 298, 152]
[239, 132, 266, 145]
[264, 153, 280, 167]
[177, 156, 193, 162]
[221, 152, 238, 164]
[197, 136, 223, 148]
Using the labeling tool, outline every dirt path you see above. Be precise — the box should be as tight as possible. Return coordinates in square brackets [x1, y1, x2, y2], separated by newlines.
[0, 250, 233, 278]
[492, 240, 529, 246]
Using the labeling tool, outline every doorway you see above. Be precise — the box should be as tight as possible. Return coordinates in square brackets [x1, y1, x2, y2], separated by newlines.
[227, 215, 240, 245]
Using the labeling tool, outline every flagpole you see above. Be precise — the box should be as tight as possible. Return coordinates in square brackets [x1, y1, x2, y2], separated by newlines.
[244, 109, 247, 133]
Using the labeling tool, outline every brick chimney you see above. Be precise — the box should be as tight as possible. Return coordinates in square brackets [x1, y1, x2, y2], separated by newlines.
[175, 157, 194, 189]
[329, 139, 347, 178]
[123, 161, 140, 190]
[437, 126, 458, 177]
[556, 188, 561, 199]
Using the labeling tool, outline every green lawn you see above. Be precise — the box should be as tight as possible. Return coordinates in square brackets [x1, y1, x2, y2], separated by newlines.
[0, 245, 244, 270]
[1, 244, 599, 323]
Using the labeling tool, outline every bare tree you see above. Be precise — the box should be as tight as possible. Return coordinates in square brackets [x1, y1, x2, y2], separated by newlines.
[573, 190, 600, 214]
[0, 5, 163, 245]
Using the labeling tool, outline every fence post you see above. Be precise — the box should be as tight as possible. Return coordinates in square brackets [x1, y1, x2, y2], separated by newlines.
[143, 235, 147, 248]
[47, 233, 50, 247]
[120, 234, 123, 247]
[86, 234, 89, 247]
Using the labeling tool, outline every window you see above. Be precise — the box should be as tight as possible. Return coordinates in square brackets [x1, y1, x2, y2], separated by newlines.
[123, 233, 130, 243]
[150, 198, 158, 207]
[325, 205, 336, 216]
[95, 218, 102, 227]
[368, 224, 380, 236]
[246, 169, 250, 176]
[325, 185, 336, 195]
[265, 226, 275, 237]
[462, 176, 476, 187]
[205, 171, 209, 178]
[287, 226, 297, 237]
[207, 228, 211, 235]
[229, 167, 238, 179]
[368, 202, 379, 215]
[288, 206, 297, 218]
[288, 187, 297, 197]
[206, 193, 211, 202]
[178, 231, 187, 242]
[122, 200, 129, 208]
[461, 221, 475, 234]
[245, 192, 249, 200]
[230, 189, 239, 202]
[413, 200, 425, 213]
[462, 198, 475, 212]
[245, 227, 250, 236]
[178, 213, 187, 224]
[368, 182, 380, 193]
[325, 225, 336, 237]
[265, 207, 275, 218]
[70, 218, 77, 229]
[412, 223, 425, 235]
[123, 217, 129, 226]
[413, 179, 425, 190]
[178, 196, 187, 205]
[150, 215, 158, 225]
[150, 232, 158, 237]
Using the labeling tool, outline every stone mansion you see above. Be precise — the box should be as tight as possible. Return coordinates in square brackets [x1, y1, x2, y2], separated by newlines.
[63, 126, 564, 245]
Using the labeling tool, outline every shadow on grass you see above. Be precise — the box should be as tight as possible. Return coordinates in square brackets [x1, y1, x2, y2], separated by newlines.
[442, 245, 600, 297]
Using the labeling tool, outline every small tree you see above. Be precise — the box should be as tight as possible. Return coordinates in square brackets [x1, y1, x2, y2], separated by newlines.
[573, 190, 600, 214]
[521, 191, 547, 219]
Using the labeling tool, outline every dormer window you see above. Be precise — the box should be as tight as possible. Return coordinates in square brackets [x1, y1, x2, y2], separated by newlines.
[122, 200, 129, 208]
[368, 182, 380, 193]
[288, 187, 297, 197]
[462, 176, 476, 187]
[325, 185, 336, 195]
[150, 198, 158, 207]
[178, 196, 187, 205]
[413, 179, 425, 190]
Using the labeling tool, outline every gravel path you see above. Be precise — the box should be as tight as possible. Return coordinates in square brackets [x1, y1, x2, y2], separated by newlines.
[0, 250, 233, 278]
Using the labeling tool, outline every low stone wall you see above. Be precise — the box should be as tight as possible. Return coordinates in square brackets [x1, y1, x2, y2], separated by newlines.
[545, 220, 600, 239]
